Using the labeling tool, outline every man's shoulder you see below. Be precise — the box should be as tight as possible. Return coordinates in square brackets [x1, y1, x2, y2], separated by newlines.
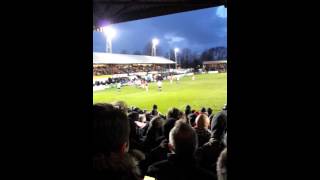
[147, 159, 171, 177]
[149, 159, 170, 170]
[196, 138, 224, 153]
[194, 167, 217, 180]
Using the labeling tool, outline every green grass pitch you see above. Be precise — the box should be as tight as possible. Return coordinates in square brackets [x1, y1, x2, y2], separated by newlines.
[93, 73, 227, 114]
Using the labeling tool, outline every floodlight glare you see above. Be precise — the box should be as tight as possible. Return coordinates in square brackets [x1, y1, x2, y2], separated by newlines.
[102, 26, 116, 39]
[102, 26, 116, 53]
[152, 38, 159, 46]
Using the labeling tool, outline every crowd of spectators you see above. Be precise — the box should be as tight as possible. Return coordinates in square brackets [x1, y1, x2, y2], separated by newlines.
[93, 65, 168, 76]
[93, 102, 227, 180]
[205, 64, 227, 73]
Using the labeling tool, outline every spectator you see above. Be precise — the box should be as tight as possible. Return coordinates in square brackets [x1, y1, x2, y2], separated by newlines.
[143, 116, 165, 152]
[217, 148, 227, 180]
[207, 107, 213, 117]
[195, 110, 227, 175]
[139, 114, 147, 123]
[168, 107, 183, 120]
[140, 107, 184, 176]
[211, 110, 227, 141]
[128, 112, 143, 151]
[194, 114, 212, 147]
[151, 104, 158, 116]
[163, 108, 183, 139]
[145, 113, 153, 122]
[147, 122, 216, 180]
[207, 108, 214, 126]
[188, 113, 197, 127]
[133, 107, 143, 114]
[185, 105, 191, 116]
[185, 105, 192, 124]
[112, 100, 128, 113]
[201, 107, 207, 114]
[93, 103, 141, 180]
[142, 109, 181, 171]
[140, 137, 170, 176]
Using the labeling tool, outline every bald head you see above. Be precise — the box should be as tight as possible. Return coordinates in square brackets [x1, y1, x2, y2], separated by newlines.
[169, 122, 198, 156]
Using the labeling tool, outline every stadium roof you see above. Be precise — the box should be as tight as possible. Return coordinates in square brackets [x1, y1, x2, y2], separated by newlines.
[93, 52, 176, 64]
[203, 60, 227, 64]
[93, 0, 226, 29]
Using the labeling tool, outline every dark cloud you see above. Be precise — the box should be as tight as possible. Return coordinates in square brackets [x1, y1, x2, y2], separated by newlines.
[93, 6, 226, 54]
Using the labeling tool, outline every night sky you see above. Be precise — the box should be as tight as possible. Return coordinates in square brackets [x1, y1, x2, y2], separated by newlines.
[93, 5, 227, 55]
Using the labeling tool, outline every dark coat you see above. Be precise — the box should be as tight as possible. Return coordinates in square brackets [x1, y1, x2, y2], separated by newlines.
[195, 138, 225, 175]
[194, 127, 212, 147]
[93, 153, 142, 180]
[211, 110, 227, 141]
[147, 153, 216, 180]
[139, 139, 169, 176]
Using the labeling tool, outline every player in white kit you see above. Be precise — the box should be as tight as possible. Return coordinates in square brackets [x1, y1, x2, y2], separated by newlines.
[145, 81, 149, 92]
[117, 82, 121, 92]
[157, 80, 162, 91]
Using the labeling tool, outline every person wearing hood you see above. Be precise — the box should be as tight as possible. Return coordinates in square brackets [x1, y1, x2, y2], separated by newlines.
[194, 109, 227, 176]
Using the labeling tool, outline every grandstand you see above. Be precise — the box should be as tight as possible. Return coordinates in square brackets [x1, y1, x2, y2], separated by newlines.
[203, 60, 227, 73]
[93, 52, 176, 76]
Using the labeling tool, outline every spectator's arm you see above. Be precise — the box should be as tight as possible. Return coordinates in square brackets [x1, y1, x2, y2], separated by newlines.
[146, 164, 158, 178]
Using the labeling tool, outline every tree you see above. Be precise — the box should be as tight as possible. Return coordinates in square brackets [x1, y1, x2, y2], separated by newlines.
[143, 42, 163, 56]
[166, 49, 175, 60]
[133, 51, 142, 55]
[197, 47, 227, 70]
[215, 47, 227, 59]
[164, 52, 170, 59]
[200, 49, 210, 61]
[192, 59, 202, 69]
[208, 47, 227, 60]
[155, 46, 163, 56]
[120, 50, 128, 54]
[143, 42, 152, 56]
[180, 48, 192, 68]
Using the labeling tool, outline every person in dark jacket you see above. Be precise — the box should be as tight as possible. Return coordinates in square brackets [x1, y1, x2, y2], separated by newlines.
[163, 107, 183, 139]
[93, 103, 141, 180]
[201, 107, 206, 114]
[195, 110, 227, 175]
[194, 114, 212, 147]
[185, 105, 191, 115]
[211, 110, 227, 141]
[139, 115, 172, 176]
[184, 105, 192, 123]
[128, 111, 144, 151]
[207, 108, 213, 117]
[147, 122, 216, 180]
[151, 104, 158, 116]
[143, 116, 164, 152]
[188, 113, 197, 127]
[112, 100, 128, 113]
[168, 107, 183, 120]
[207, 108, 214, 125]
